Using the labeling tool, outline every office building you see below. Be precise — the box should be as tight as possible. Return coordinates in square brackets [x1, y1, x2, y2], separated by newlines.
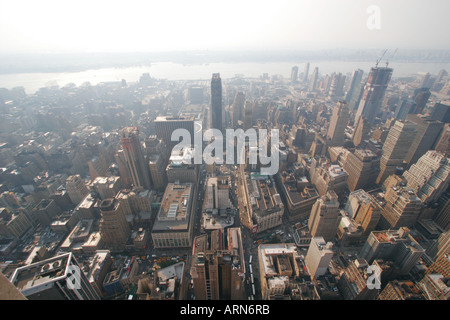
[242, 174, 284, 234]
[352, 117, 371, 147]
[359, 227, 425, 275]
[410, 88, 431, 115]
[426, 253, 450, 278]
[345, 69, 364, 105]
[66, 174, 89, 206]
[343, 149, 380, 191]
[305, 237, 334, 279]
[308, 191, 341, 242]
[99, 198, 130, 251]
[311, 158, 348, 197]
[303, 62, 310, 83]
[379, 186, 422, 229]
[326, 101, 349, 147]
[344, 189, 382, 237]
[355, 66, 393, 125]
[403, 150, 450, 205]
[120, 127, 151, 190]
[188, 86, 204, 104]
[231, 92, 245, 127]
[211, 73, 223, 131]
[154, 115, 195, 150]
[243, 100, 253, 130]
[434, 123, 450, 155]
[148, 154, 168, 191]
[394, 99, 416, 120]
[91, 176, 123, 200]
[151, 183, 194, 248]
[190, 228, 245, 300]
[291, 66, 298, 83]
[426, 230, 450, 261]
[404, 114, 443, 167]
[418, 273, 450, 300]
[10, 252, 101, 300]
[430, 101, 450, 123]
[328, 73, 346, 98]
[376, 120, 417, 184]
[309, 67, 319, 92]
[277, 170, 320, 221]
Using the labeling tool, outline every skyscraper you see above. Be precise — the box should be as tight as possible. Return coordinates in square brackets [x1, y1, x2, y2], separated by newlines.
[410, 87, 431, 115]
[352, 116, 371, 147]
[190, 228, 245, 300]
[308, 191, 341, 242]
[376, 120, 417, 185]
[211, 73, 223, 131]
[291, 66, 298, 83]
[120, 127, 152, 190]
[327, 101, 349, 146]
[355, 66, 393, 125]
[302, 62, 310, 82]
[343, 148, 380, 191]
[345, 69, 364, 104]
[231, 91, 245, 127]
[379, 186, 422, 229]
[404, 114, 444, 167]
[99, 198, 130, 251]
[309, 67, 319, 92]
[305, 237, 334, 279]
[154, 115, 195, 150]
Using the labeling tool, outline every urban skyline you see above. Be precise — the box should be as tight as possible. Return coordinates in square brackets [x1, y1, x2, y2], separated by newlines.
[0, 1, 449, 317]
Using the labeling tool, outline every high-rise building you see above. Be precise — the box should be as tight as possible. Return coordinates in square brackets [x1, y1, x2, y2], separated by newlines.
[166, 146, 199, 183]
[403, 150, 450, 204]
[359, 227, 425, 275]
[303, 62, 310, 83]
[376, 120, 417, 184]
[242, 174, 284, 234]
[10, 252, 101, 300]
[352, 117, 371, 147]
[434, 123, 450, 155]
[338, 258, 380, 300]
[66, 174, 89, 206]
[410, 88, 431, 115]
[154, 115, 195, 150]
[231, 92, 245, 127]
[344, 189, 382, 237]
[188, 86, 204, 104]
[355, 66, 393, 125]
[379, 186, 422, 229]
[308, 191, 341, 242]
[426, 230, 450, 261]
[426, 253, 450, 278]
[243, 100, 253, 130]
[343, 149, 380, 191]
[305, 237, 334, 279]
[345, 69, 364, 104]
[309, 67, 319, 92]
[91, 176, 123, 200]
[394, 99, 416, 120]
[311, 158, 348, 197]
[326, 101, 349, 147]
[211, 73, 223, 131]
[404, 114, 443, 167]
[190, 228, 245, 300]
[430, 102, 450, 123]
[120, 127, 152, 190]
[291, 66, 298, 83]
[99, 198, 130, 251]
[328, 73, 346, 98]
[418, 273, 450, 300]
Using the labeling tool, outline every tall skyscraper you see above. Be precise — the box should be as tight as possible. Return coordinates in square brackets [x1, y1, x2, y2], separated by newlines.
[308, 191, 341, 242]
[66, 174, 89, 206]
[10, 252, 101, 300]
[379, 186, 422, 229]
[120, 127, 152, 190]
[211, 73, 223, 131]
[305, 237, 334, 279]
[376, 120, 417, 185]
[328, 73, 346, 98]
[345, 69, 364, 104]
[327, 101, 349, 146]
[430, 102, 450, 124]
[410, 87, 431, 115]
[404, 114, 444, 167]
[303, 62, 310, 83]
[190, 228, 245, 300]
[352, 117, 371, 147]
[355, 66, 393, 125]
[403, 150, 450, 204]
[243, 100, 253, 130]
[343, 149, 380, 191]
[99, 198, 130, 251]
[291, 66, 299, 83]
[231, 91, 245, 127]
[345, 189, 382, 237]
[309, 67, 319, 92]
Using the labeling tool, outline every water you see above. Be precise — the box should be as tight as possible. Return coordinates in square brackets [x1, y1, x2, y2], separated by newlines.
[0, 60, 449, 94]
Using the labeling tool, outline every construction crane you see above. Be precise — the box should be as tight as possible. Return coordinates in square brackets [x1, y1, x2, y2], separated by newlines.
[375, 49, 388, 68]
[385, 48, 398, 67]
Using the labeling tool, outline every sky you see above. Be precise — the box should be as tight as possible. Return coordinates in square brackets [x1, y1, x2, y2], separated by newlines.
[0, 0, 449, 54]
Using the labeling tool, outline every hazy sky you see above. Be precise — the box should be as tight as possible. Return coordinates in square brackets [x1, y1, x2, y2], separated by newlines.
[0, 0, 449, 54]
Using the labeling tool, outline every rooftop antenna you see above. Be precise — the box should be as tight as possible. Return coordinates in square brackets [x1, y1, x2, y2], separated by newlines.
[375, 49, 388, 68]
[386, 48, 398, 68]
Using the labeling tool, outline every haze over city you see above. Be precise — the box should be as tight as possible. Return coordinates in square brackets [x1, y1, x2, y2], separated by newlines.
[0, 0, 449, 314]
